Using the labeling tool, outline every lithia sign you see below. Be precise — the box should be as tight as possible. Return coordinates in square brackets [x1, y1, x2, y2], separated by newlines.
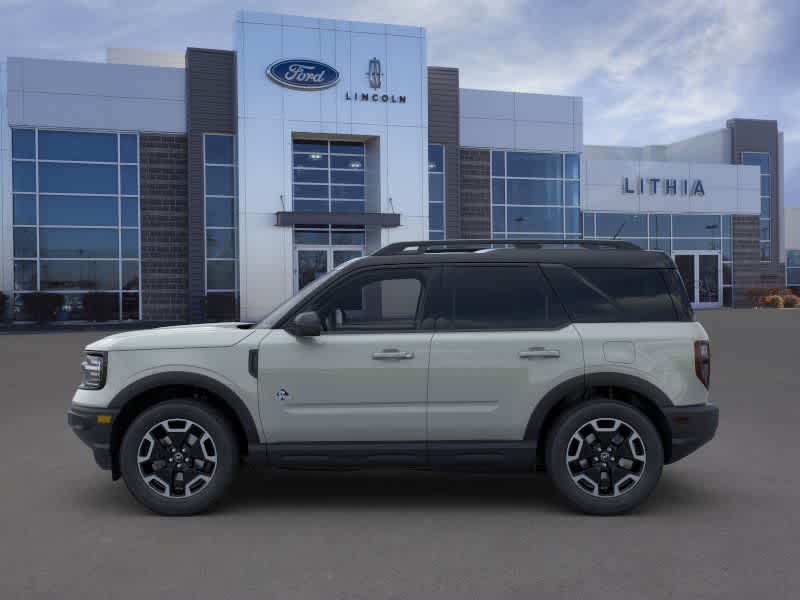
[267, 57, 407, 103]
[623, 177, 705, 196]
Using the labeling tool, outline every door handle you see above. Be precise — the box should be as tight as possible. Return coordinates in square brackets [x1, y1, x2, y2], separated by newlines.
[372, 349, 415, 360]
[519, 347, 560, 359]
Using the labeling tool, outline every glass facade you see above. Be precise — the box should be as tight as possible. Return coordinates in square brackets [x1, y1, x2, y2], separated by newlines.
[11, 128, 140, 320]
[292, 140, 365, 213]
[204, 134, 238, 303]
[491, 150, 580, 239]
[293, 225, 365, 290]
[787, 250, 800, 287]
[428, 144, 444, 240]
[583, 212, 734, 306]
[742, 152, 770, 261]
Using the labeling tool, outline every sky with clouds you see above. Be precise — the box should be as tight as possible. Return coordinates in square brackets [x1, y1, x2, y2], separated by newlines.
[2, 0, 798, 204]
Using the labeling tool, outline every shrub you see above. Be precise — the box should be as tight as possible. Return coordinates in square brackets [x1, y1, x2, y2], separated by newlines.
[746, 287, 770, 307]
[762, 295, 784, 309]
[83, 292, 118, 322]
[0, 292, 7, 322]
[782, 294, 799, 308]
[21, 293, 64, 324]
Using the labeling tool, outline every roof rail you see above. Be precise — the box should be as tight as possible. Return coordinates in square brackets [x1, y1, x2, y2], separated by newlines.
[373, 238, 641, 256]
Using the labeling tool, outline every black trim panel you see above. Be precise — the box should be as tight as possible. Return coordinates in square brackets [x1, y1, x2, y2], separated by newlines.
[108, 372, 260, 444]
[584, 372, 674, 407]
[275, 211, 401, 228]
[663, 403, 719, 463]
[67, 405, 120, 470]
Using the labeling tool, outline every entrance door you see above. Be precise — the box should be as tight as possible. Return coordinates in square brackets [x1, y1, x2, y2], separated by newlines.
[673, 252, 721, 308]
[295, 246, 363, 291]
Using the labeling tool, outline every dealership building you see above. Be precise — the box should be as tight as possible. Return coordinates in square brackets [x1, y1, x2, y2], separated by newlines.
[0, 10, 792, 322]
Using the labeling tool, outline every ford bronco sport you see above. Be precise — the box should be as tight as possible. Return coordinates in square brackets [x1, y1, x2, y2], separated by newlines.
[68, 239, 718, 515]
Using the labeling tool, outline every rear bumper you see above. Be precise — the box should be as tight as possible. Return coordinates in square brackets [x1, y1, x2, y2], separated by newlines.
[663, 403, 719, 464]
[67, 405, 119, 471]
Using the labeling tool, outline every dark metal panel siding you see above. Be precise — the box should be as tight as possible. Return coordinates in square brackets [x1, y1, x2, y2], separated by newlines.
[427, 67, 460, 239]
[459, 149, 491, 238]
[186, 48, 237, 323]
[727, 119, 781, 274]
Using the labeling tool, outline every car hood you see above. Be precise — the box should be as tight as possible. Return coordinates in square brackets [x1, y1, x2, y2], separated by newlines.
[85, 323, 258, 352]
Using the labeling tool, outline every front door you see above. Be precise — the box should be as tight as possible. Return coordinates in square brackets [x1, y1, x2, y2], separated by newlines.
[295, 246, 363, 292]
[259, 267, 434, 443]
[673, 252, 721, 308]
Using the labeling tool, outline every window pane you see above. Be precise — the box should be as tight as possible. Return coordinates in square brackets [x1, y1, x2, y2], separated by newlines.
[723, 286, 732, 307]
[122, 229, 139, 258]
[760, 242, 770, 261]
[507, 179, 562, 205]
[121, 165, 138, 195]
[492, 179, 505, 205]
[330, 141, 364, 155]
[429, 173, 444, 203]
[207, 229, 236, 258]
[331, 185, 364, 200]
[565, 181, 579, 206]
[542, 264, 623, 322]
[761, 197, 770, 218]
[293, 140, 328, 154]
[294, 153, 329, 168]
[577, 268, 677, 321]
[429, 231, 444, 240]
[332, 170, 364, 185]
[295, 199, 328, 212]
[565, 154, 580, 179]
[723, 262, 733, 285]
[491, 151, 505, 177]
[788, 268, 800, 285]
[722, 238, 732, 261]
[787, 251, 800, 268]
[760, 175, 770, 197]
[294, 184, 329, 199]
[13, 194, 36, 225]
[13, 227, 37, 258]
[428, 145, 444, 172]
[205, 166, 235, 195]
[40, 260, 119, 290]
[294, 230, 329, 244]
[12, 161, 35, 192]
[672, 238, 721, 251]
[331, 230, 366, 245]
[14, 261, 37, 291]
[331, 155, 363, 169]
[40, 195, 118, 226]
[122, 293, 140, 320]
[721, 215, 731, 237]
[507, 206, 564, 233]
[40, 228, 118, 258]
[120, 134, 138, 163]
[507, 152, 562, 178]
[122, 261, 139, 290]
[595, 213, 647, 238]
[206, 197, 234, 227]
[318, 276, 423, 332]
[39, 163, 118, 194]
[38, 131, 117, 162]
[445, 266, 567, 330]
[331, 200, 365, 212]
[205, 135, 234, 164]
[565, 207, 580, 235]
[121, 197, 139, 226]
[673, 214, 721, 237]
[293, 168, 328, 183]
[649, 214, 671, 237]
[207, 260, 236, 290]
[429, 203, 444, 231]
[12, 129, 35, 159]
[650, 238, 671, 253]
[583, 213, 595, 237]
[760, 220, 770, 240]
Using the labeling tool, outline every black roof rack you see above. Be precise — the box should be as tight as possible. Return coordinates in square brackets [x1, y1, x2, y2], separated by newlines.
[373, 238, 641, 256]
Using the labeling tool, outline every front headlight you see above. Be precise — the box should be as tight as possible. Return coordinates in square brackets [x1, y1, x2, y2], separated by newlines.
[79, 352, 107, 390]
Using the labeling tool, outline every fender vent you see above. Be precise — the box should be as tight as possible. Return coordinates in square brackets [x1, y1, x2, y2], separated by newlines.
[248, 349, 258, 378]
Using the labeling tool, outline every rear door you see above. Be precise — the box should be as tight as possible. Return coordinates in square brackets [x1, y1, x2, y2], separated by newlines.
[427, 264, 584, 441]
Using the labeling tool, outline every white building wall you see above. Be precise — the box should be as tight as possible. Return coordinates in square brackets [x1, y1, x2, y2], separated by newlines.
[585, 129, 731, 165]
[7, 57, 185, 132]
[235, 11, 429, 320]
[785, 206, 800, 250]
[459, 89, 582, 152]
[106, 48, 186, 69]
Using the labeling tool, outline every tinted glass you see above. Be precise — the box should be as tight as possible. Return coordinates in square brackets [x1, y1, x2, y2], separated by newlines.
[673, 214, 720, 237]
[121, 229, 139, 258]
[122, 293, 140, 320]
[206, 166, 235, 195]
[507, 152, 562, 178]
[122, 261, 139, 290]
[428, 144, 444, 172]
[332, 200, 365, 212]
[565, 181, 579, 206]
[40, 195, 118, 226]
[330, 141, 364, 155]
[39, 228, 118, 258]
[492, 207, 505, 233]
[206, 229, 236, 258]
[206, 197, 234, 227]
[787, 250, 800, 268]
[542, 264, 622, 322]
[13, 194, 36, 225]
[577, 268, 677, 321]
[331, 230, 366, 245]
[14, 261, 36, 290]
[760, 175, 770, 197]
[331, 170, 364, 185]
[507, 206, 563, 233]
[507, 179, 562, 205]
[649, 214, 671, 237]
[294, 230, 329, 244]
[294, 153, 329, 168]
[205, 135, 234, 164]
[429, 203, 444, 230]
[293, 140, 328, 154]
[294, 199, 328, 212]
[491, 151, 505, 176]
[444, 266, 566, 330]
[673, 238, 720, 251]
[39, 163, 118, 194]
[293, 168, 328, 184]
[12, 129, 35, 159]
[120, 134, 138, 163]
[40, 260, 118, 290]
[492, 179, 505, 205]
[663, 269, 694, 321]
[207, 260, 236, 290]
[331, 155, 363, 169]
[316, 275, 423, 332]
[38, 131, 117, 162]
[595, 213, 647, 238]
[583, 213, 595, 237]
[121, 197, 139, 226]
[13, 227, 37, 258]
[294, 184, 328, 199]
[565, 207, 580, 235]
[428, 173, 444, 203]
[331, 185, 364, 200]
[121, 165, 138, 195]
[565, 154, 580, 179]
[12, 161, 35, 192]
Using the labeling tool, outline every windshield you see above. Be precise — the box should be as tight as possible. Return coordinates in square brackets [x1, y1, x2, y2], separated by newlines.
[256, 255, 368, 328]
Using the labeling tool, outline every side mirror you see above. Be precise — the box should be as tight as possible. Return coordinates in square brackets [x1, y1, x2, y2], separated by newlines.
[293, 311, 322, 337]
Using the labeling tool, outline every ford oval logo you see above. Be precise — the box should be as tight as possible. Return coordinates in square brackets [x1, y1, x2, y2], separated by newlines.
[267, 59, 340, 90]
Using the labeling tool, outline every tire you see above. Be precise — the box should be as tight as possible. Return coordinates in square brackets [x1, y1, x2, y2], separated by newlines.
[119, 399, 239, 516]
[545, 400, 663, 515]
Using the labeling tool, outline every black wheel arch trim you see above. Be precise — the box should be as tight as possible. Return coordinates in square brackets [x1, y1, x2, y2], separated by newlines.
[524, 372, 674, 441]
[108, 372, 260, 445]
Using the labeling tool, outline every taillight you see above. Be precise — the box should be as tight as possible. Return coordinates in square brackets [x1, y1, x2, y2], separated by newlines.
[694, 340, 710, 389]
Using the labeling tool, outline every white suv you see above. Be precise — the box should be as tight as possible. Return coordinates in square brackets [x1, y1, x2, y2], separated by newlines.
[68, 239, 718, 516]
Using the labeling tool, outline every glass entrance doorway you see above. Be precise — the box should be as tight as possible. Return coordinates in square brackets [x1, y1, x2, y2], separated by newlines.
[296, 247, 363, 291]
[673, 252, 722, 308]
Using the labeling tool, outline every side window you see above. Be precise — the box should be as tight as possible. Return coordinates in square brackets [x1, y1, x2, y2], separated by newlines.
[442, 265, 568, 330]
[541, 264, 623, 322]
[576, 268, 678, 321]
[313, 271, 426, 332]
[662, 268, 694, 321]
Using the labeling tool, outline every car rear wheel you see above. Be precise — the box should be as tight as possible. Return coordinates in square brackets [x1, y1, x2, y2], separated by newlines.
[120, 400, 238, 515]
[546, 400, 663, 515]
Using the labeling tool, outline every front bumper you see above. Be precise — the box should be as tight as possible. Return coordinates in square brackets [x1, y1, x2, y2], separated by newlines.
[663, 402, 719, 464]
[67, 405, 119, 471]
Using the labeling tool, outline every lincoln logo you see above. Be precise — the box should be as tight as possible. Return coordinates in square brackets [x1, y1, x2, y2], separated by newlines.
[266, 59, 341, 90]
[367, 57, 382, 89]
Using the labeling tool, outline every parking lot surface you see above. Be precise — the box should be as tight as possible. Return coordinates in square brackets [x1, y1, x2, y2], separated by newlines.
[1, 309, 799, 599]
